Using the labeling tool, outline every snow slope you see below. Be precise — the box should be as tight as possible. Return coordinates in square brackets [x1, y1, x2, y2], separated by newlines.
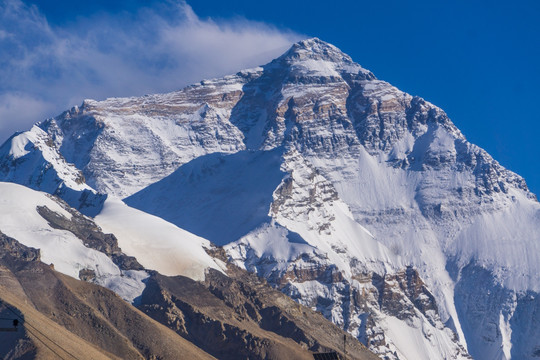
[95, 197, 226, 280]
[0, 182, 147, 303]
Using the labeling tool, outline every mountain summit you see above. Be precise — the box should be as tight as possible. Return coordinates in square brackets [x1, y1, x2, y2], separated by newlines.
[0, 38, 539, 359]
[266, 37, 374, 87]
[278, 37, 357, 64]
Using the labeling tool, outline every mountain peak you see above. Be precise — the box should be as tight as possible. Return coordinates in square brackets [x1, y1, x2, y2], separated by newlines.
[268, 37, 372, 81]
[280, 37, 354, 64]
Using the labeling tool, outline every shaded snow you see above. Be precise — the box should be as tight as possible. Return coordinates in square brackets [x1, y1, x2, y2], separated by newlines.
[125, 149, 286, 245]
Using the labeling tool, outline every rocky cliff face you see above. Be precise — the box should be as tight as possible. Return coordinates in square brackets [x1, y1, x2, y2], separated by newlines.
[0, 37, 539, 359]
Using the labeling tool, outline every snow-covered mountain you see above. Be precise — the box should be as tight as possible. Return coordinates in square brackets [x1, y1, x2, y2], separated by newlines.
[1, 38, 539, 359]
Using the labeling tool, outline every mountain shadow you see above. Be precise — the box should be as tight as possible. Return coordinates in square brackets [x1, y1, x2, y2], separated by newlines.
[125, 149, 286, 246]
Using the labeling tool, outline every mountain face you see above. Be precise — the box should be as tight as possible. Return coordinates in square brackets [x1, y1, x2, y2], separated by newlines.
[0, 37, 539, 359]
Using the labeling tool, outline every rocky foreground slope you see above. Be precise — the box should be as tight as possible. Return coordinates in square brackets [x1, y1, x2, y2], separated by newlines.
[0, 38, 539, 359]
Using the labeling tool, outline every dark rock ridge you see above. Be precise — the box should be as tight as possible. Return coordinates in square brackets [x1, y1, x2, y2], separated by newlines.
[36, 198, 143, 272]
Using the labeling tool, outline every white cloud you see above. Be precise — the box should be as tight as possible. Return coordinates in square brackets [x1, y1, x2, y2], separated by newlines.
[0, 0, 303, 142]
[0, 93, 55, 136]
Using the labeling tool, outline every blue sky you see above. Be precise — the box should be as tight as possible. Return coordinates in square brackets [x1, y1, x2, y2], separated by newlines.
[2, 0, 540, 195]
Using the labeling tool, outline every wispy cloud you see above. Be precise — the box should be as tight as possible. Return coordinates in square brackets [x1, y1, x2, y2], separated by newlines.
[0, 0, 303, 141]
